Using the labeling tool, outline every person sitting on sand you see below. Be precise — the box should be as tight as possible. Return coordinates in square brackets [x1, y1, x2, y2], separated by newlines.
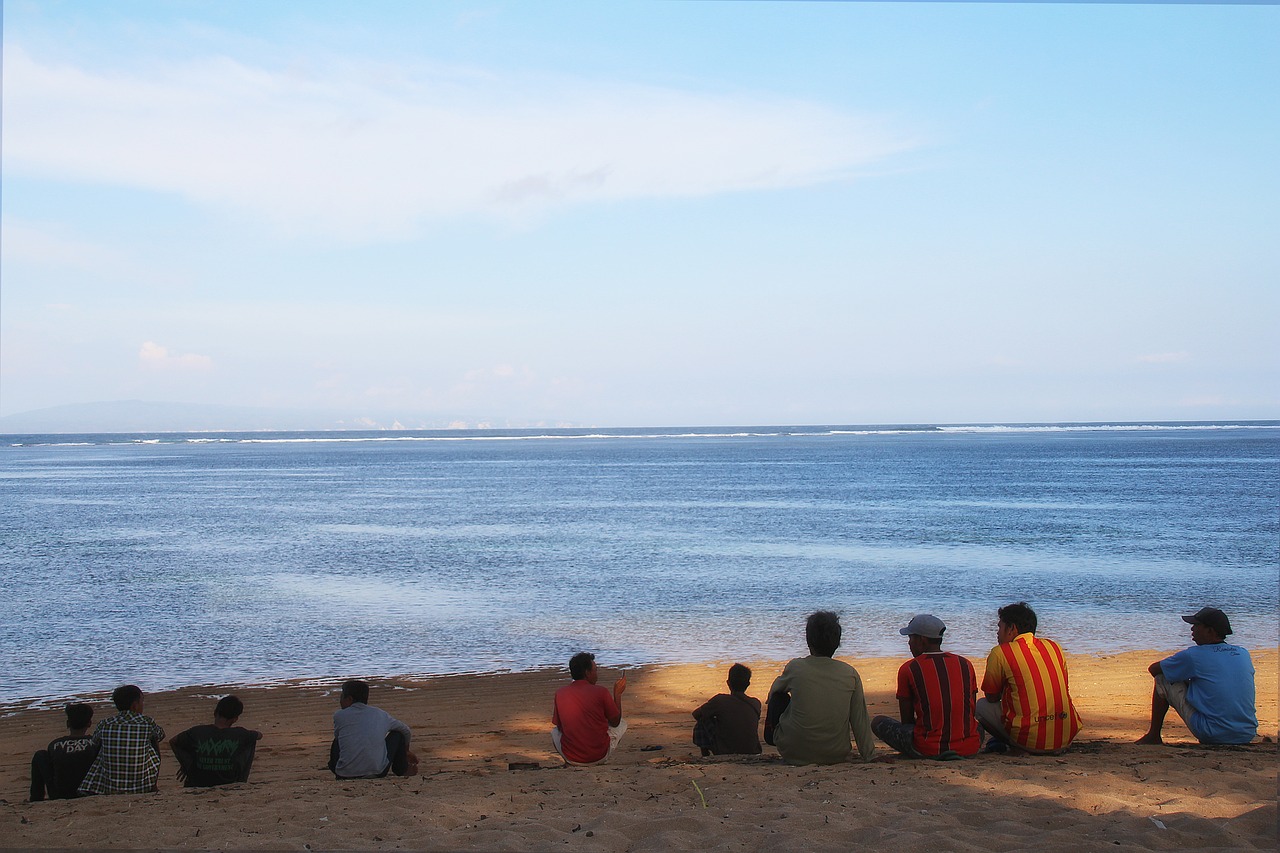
[692, 663, 762, 756]
[29, 703, 98, 801]
[329, 680, 419, 779]
[78, 684, 166, 795]
[976, 602, 1082, 755]
[1136, 607, 1257, 746]
[170, 695, 263, 787]
[763, 611, 875, 765]
[551, 652, 627, 765]
[871, 614, 980, 759]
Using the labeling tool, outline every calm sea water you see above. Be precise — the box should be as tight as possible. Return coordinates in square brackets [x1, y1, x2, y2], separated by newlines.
[1, 422, 1276, 705]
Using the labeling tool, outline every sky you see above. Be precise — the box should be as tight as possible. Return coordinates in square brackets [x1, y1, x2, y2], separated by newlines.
[2, 0, 1277, 429]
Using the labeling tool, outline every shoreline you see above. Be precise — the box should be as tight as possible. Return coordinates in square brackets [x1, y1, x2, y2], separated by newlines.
[4, 650, 1276, 850]
[7, 642, 1276, 711]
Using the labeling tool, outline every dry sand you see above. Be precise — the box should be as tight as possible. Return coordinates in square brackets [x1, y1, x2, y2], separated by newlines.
[2, 650, 1275, 851]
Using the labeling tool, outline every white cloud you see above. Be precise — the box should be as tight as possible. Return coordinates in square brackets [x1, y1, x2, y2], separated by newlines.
[138, 341, 213, 371]
[1136, 352, 1191, 364]
[4, 46, 914, 240]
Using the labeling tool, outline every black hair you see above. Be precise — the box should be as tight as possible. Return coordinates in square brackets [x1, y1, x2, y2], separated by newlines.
[806, 611, 842, 657]
[215, 695, 244, 720]
[998, 601, 1038, 636]
[341, 679, 370, 704]
[65, 703, 93, 730]
[727, 663, 752, 692]
[111, 684, 142, 712]
[569, 652, 596, 680]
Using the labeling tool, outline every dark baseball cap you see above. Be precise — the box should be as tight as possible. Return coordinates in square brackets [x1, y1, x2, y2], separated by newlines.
[1182, 607, 1232, 637]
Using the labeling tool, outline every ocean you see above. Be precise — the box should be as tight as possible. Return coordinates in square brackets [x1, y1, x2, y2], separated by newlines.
[1, 422, 1276, 705]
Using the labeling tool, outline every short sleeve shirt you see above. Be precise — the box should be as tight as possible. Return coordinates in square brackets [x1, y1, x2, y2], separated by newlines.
[1160, 642, 1257, 744]
[552, 679, 620, 765]
[692, 693, 762, 755]
[981, 634, 1082, 752]
[896, 652, 981, 757]
[170, 725, 262, 786]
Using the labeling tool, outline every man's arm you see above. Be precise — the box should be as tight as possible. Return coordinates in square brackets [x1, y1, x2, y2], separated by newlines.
[169, 730, 193, 782]
[388, 714, 412, 743]
[849, 681, 875, 762]
[898, 697, 915, 726]
[608, 675, 626, 727]
[980, 649, 1006, 703]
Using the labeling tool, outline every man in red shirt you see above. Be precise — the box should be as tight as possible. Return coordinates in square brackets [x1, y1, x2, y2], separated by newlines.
[871, 614, 981, 759]
[551, 652, 627, 765]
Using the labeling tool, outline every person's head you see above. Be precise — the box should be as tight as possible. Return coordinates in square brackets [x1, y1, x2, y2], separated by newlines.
[111, 684, 143, 713]
[214, 695, 244, 724]
[340, 679, 370, 708]
[65, 703, 93, 733]
[899, 614, 946, 657]
[1183, 607, 1231, 644]
[727, 663, 752, 693]
[805, 611, 842, 657]
[569, 652, 596, 681]
[997, 602, 1037, 642]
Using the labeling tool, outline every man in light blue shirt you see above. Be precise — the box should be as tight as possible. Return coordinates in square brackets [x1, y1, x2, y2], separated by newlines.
[329, 680, 418, 779]
[1136, 607, 1257, 746]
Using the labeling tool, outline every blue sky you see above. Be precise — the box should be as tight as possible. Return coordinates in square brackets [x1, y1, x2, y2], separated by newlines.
[3, 0, 1277, 428]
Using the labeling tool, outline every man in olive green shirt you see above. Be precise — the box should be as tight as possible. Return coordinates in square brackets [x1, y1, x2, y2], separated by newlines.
[764, 611, 875, 765]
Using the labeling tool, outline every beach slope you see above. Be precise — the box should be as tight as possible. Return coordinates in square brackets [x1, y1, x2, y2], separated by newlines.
[3, 650, 1275, 850]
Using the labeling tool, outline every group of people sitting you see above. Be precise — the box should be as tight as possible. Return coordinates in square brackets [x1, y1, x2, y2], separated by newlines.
[28, 602, 1259, 800]
[676, 603, 1257, 765]
[29, 686, 261, 800]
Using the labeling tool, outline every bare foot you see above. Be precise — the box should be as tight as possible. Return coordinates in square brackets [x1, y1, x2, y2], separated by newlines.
[1135, 733, 1164, 745]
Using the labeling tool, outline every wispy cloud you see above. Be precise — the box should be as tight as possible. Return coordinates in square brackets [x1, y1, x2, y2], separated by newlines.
[5, 46, 915, 241]
[139, 341, 213, 371]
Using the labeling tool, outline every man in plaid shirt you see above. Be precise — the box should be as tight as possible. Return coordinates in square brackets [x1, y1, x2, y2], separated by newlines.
[78, 685, 165, 795]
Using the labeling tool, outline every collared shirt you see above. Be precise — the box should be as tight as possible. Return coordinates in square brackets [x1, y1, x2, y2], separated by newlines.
[981, 633, 1082, 752]
[78, 711, 165, 795]
[332, 702, 412, 778]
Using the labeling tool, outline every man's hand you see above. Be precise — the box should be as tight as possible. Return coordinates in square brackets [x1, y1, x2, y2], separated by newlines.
[613, 673, 627, 701]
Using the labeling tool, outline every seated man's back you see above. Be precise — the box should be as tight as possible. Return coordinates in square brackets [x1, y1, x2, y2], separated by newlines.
[767, 612, 875, 766]
[978, 603, 1082, 753]
[330, 680, 416, 779]
[170, 695, 262, 787]
[692, 663, 761, 756]
[30, 703, 98, 802]
[771, 655, 871, 765]
[79, 685, 165, 796]
[43, 734, 100, 797]
[1163, 641, 1256, 742]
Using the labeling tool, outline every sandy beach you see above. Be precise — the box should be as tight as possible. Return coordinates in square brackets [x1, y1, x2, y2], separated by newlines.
[2, 649, 1275, 851]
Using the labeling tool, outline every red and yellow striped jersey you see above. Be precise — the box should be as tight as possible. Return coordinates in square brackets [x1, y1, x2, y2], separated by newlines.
[981, 633, 1083, 752]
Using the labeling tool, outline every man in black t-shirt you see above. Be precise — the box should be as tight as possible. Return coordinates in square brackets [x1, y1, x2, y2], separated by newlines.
[30, 703, 99, 801]
[692, 663, 762, 756]
[169, 696, 262, 787]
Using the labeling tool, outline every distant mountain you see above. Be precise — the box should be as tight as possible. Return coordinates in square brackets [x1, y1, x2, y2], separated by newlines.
[0, 400, 412, 434]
